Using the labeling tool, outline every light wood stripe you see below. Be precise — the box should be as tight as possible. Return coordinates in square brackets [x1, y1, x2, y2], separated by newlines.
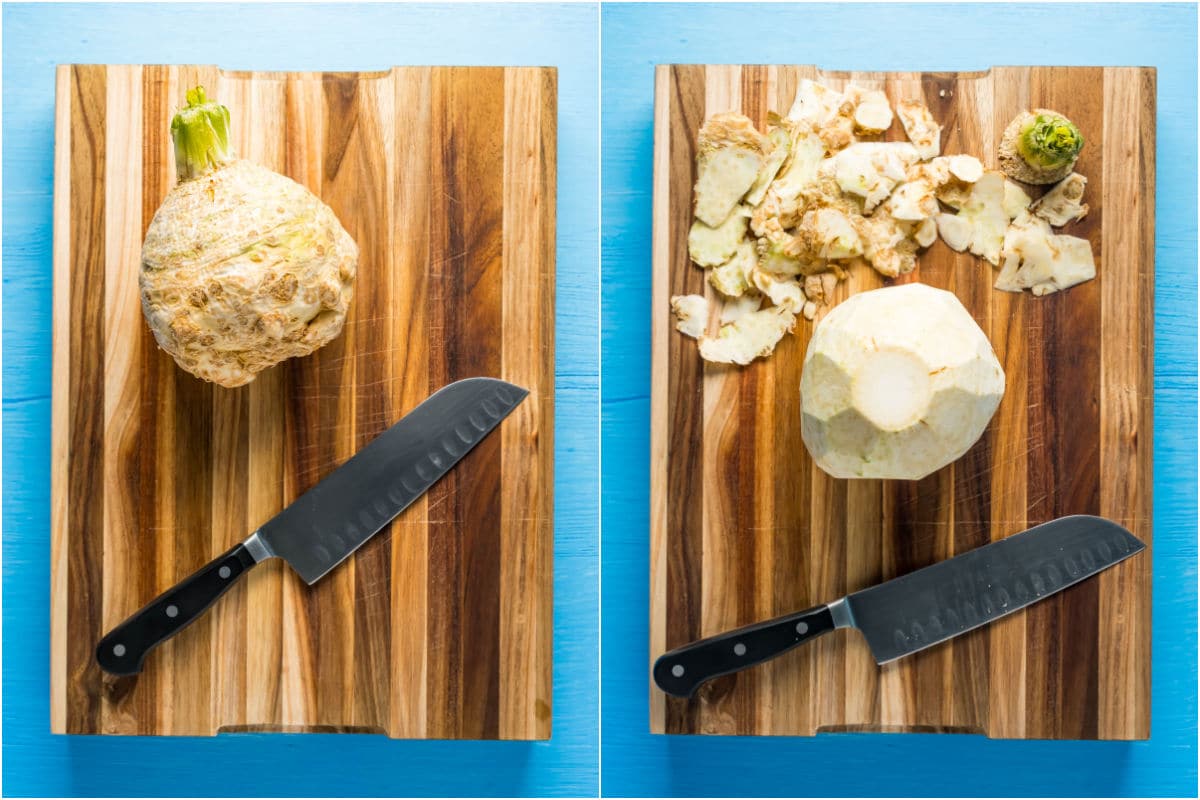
[698, 63, 744, 735]
[500, 67, 555, 740]
[388, 66, 432, 738]
[52, 65, 554, 739]
[349, 73, 395, 733]
[50, 64, 73, 735]
[241, 75, 288, 731]
[650, 64, 1153, 739]
[101, 64, 145, 734]
[648, 64, 672, 734]
[1097, 67, 1155, 739]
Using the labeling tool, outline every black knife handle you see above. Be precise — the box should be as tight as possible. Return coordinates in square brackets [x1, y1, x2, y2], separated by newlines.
[96, 542, 258, 675]
[653, 605, 836, 697]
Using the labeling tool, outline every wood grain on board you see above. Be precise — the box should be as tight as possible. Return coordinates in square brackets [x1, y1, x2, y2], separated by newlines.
[650, 65, 1154, 739]
[51, 64, 555, 739]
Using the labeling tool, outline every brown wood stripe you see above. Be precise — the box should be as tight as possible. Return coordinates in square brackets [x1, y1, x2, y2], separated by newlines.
[453, 67, 505, 741]
[66, 63, 107, 735]
[651, 65, 1153, 739]
[427, 67, 507, 739]
[884, 69, 956, 734]
[945, 71, 992, 734]
[986, 65, 1031, 740]
[425, 67, 460, 737]
[662, 63, 706, 734]
[280, 72, 323, 729]
[1047, 65, 1104, 740]
[765, 64, 813, 737]
[304, 73, 360, 729]
[138, 63, 175, 734]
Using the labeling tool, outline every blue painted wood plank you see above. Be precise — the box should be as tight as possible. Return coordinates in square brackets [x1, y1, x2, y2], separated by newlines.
[2, 3, 598, 797]
[600, 3, 1196, 797]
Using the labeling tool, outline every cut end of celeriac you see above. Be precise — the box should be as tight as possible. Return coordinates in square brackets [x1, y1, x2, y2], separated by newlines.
[851, 348, 934, 431]
[800, 283, 1005, 480]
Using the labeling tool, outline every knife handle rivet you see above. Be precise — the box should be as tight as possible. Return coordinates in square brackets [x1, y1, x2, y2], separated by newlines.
[165, 604, 179, 618]
[219, 566, 232, 579]
[671, 664, 685, 678]
[796, 621, 809, 635]
[113, 644, 126, 657]
[733, 643, 747, 657]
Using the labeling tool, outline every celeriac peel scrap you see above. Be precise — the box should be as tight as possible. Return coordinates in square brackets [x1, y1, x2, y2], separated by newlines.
[671, 80, 1098, 367]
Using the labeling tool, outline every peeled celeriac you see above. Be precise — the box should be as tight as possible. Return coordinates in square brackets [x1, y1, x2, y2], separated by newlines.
[141, 88, 357, 388]
[800, 283, 1005, 480]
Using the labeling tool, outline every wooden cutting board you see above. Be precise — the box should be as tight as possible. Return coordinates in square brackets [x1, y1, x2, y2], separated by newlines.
[650, 66, 1153, 739]
[51, 64, 554, 739]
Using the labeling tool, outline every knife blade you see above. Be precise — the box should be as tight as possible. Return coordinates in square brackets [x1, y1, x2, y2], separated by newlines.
[653, 515, 1145, 697]
[97, 376, 528, 675]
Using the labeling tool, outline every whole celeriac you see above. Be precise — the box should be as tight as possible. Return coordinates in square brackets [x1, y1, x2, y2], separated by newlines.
[800, 283, 1005, 480]
[141, 87, 357, 388]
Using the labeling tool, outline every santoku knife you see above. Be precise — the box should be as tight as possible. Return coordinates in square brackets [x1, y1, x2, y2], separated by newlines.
[653, 515, 1145, 697]
[97, 376, 528, 675]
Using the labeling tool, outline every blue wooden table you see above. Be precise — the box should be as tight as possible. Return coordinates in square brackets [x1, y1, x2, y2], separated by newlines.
[2, 3, 598, 796]
[600, 3, 1197, 797]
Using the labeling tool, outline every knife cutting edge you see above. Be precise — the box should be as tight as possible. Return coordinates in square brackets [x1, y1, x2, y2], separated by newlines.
[96, 376, 528, 676]
[653, 515, 1145, 698]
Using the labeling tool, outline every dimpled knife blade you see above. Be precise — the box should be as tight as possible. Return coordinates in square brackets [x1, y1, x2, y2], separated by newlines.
[653, 515, 1145, 697]
[96, 376, 528, 675]
[253, 376, 528, 584]
[845, 515, 1145, 663]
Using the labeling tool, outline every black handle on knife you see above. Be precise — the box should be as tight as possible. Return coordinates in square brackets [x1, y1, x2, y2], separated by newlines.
[653, 604, 837, 697]
[96, 542, 258, 675]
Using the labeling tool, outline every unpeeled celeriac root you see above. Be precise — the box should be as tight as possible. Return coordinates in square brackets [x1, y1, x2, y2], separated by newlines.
[140, 87, 358, 388]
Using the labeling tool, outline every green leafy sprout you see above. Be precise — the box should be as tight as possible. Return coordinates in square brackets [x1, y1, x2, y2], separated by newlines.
[1016, 112, 1084, 171]
[171, 86, 234, 181]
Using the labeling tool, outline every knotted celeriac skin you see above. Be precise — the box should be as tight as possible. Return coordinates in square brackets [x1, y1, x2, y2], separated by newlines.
[140, 88, 357, 388]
